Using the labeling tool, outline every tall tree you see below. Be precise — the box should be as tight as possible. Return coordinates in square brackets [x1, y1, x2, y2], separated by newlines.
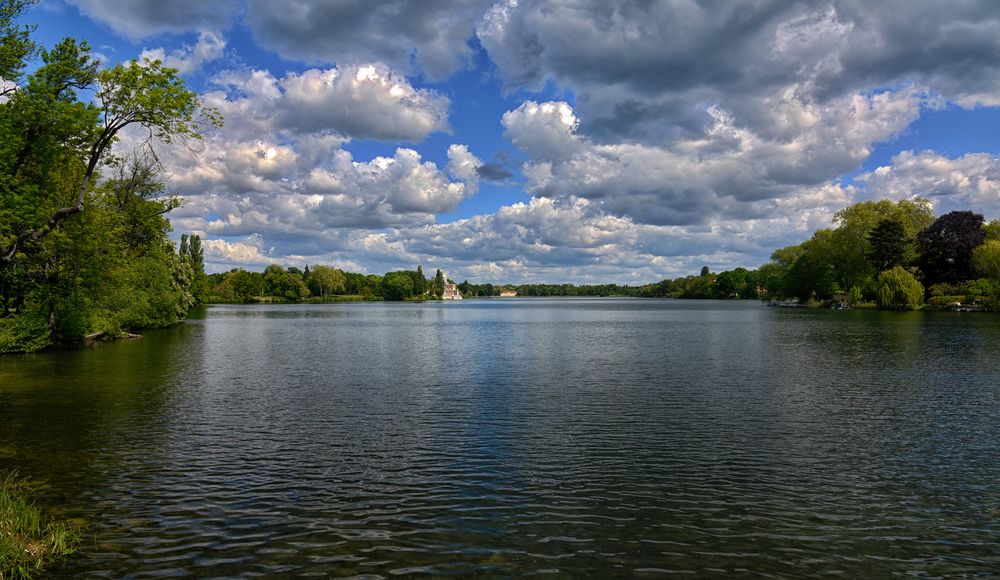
[434, 269, 445, 296]
[414, 265, 427, 295]
[866, 218, 909, 273]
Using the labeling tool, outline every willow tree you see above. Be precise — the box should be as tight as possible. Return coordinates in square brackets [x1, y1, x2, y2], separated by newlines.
[875, 267, 924, 310]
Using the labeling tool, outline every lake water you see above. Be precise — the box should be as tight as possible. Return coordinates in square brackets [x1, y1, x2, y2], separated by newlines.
[2, 299, 1000, 577]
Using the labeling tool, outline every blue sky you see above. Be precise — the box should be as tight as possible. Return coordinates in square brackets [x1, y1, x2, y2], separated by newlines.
[22, 1, 1000, 282]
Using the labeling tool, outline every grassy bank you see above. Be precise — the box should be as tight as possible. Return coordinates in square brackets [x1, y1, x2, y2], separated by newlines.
[0, 472, 79, 579]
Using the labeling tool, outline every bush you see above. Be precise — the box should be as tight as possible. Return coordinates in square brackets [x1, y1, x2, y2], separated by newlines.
[875, 267, 924, 310]
[0, 313, 51, 354]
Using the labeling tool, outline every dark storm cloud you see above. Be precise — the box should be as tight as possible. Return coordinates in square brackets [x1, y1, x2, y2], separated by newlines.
[245, 0, 495, 80]
[475, 162, 513, 181]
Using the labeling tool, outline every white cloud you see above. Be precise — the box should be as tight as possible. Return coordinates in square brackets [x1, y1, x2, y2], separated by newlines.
[502, 92, 922, 226]
[446, 144, 482, 183]
[861, 151, 1000, 214]
[201, 234, 274, 270]
[275, 64, 450, 141]
[139, 30, 226, 74]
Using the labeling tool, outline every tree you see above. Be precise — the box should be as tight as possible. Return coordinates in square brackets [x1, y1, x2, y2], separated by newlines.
[0, 0, 37, 95]
[715, 267, 750, 298]
[783, 230, 840, 301]
[382, 271, 414, 301]
[1, 49, 219, 267]
[830, 198, 933, 294]
[414, 265, 427, 295]
[308, 265, 346, 297]
[972, 240, 1000, 280]
[875, 266, 924, 310]
[984, 220, 1000, 242]
[866, 217, 909, 273]
[433, 269, 445, 297]
[263, 264, 308, 300]
[918, 210, 985, 286]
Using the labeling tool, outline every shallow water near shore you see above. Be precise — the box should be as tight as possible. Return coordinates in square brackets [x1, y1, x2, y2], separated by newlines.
[2, 299, 999, 576]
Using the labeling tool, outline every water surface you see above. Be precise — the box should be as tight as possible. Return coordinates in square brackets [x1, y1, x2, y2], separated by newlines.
[2, 299, 999, 576]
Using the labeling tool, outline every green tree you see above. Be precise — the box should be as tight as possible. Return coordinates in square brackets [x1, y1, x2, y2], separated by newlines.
[433, 268, 445, 297]
[715, 267, 750, 298]
[263, 264, 309, 300]
[1, 49, 218, 267]
[0, 0, 38, 96]
[875, 266, 924, 310]
[308, 264, 346, 297]
[784, 230, 840, 301]
[382, 271, 414, 301]
[866, 217, 909, 272]
[984, 220, 1000, 242]
[972, 240, 1000, 280]
[413, 265, 427, 295]
[830, 198, 933, 294]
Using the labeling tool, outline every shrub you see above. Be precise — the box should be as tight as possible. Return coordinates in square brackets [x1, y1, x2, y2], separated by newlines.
[0, 313, 51, 354]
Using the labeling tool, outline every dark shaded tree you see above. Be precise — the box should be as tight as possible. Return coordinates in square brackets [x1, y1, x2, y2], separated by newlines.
[918, 210, 985, 286]
[866, 217, 909, 272]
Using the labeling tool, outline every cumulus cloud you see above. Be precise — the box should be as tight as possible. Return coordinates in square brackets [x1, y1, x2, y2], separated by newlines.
[446, 144, 482, 183]
[199, 64, 449, 144]
[861, 151, 1000, 214]
[480, 1, 1000, 141]
[201, 234, 274, 270]
[502, 94, 921, 226]
[149, 60, 468, 239]
[139, 30, 226, 74]
[77, 0, 998, 282]
[275, 65, 450, 141]
[168, 145, 475, 237]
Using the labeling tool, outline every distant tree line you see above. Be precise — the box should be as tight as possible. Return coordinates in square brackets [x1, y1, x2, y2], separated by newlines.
[200, 265, 457, 303]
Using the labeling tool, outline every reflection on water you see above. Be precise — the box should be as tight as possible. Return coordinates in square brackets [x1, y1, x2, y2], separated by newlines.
[2, 299, 1000, 576]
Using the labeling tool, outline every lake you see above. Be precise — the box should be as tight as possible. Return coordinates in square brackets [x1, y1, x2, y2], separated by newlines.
[2, 299, 999, 576]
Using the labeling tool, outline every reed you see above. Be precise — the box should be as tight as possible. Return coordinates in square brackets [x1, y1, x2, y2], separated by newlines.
[0, 472, 79, 579]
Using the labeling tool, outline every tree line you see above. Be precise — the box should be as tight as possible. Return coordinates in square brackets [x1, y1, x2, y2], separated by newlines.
[201, 265, 454, 303]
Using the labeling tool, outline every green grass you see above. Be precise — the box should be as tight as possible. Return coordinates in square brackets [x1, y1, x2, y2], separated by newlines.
[0, 472, 79, 579]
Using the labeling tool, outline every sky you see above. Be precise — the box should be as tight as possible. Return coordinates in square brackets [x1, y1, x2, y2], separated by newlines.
[23, 0, 1000, 283]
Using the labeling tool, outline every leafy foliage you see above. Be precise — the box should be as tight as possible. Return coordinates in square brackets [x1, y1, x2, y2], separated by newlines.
[867, 218, 909, 272]
[918, 211, 986, 286]
[972, 240, 1000, 280]
[0, 22, 212, 350]
[875, 267, 924, 310]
